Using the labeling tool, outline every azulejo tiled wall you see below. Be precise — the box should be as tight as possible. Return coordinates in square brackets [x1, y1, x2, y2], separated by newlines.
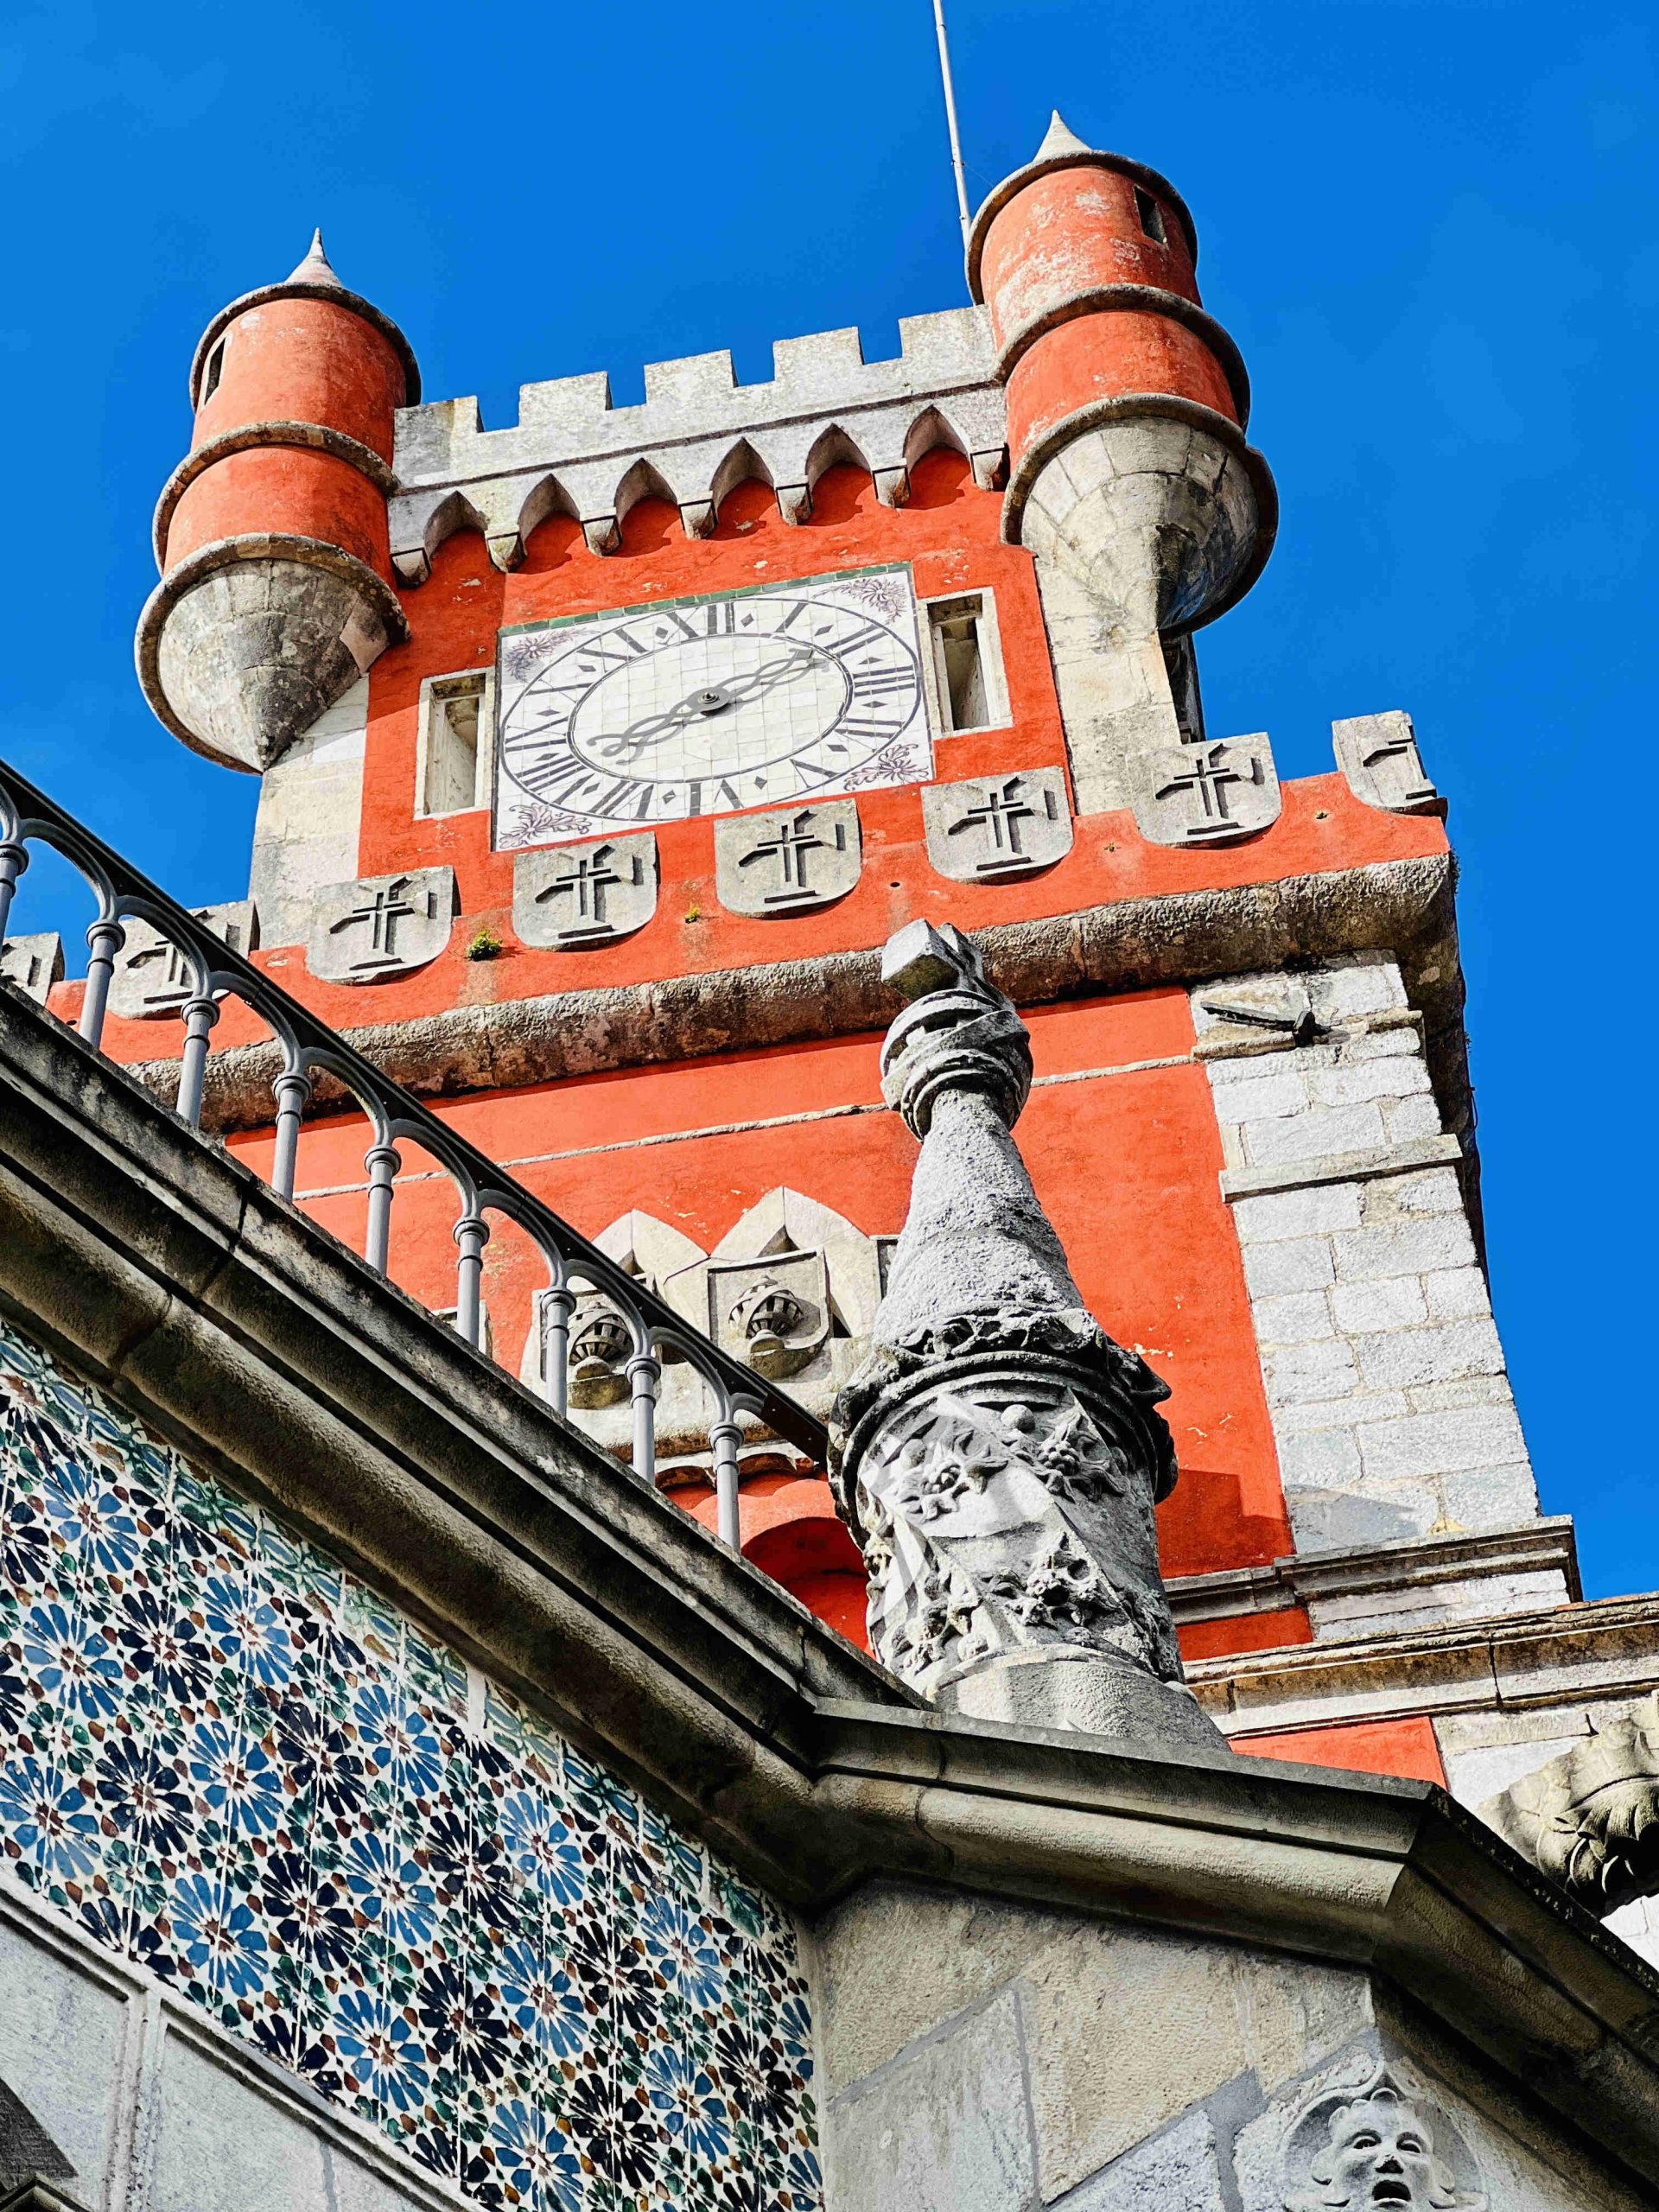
[0, 1315, 820, 2212]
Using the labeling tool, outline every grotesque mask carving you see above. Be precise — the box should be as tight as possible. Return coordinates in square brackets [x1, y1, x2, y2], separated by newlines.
[1284, 2060, 1484, 2212]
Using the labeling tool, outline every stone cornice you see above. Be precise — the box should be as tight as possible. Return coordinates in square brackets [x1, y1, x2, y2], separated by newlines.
[3, 979, 1659, 2183]
[128, 851, 1466, 1133]
[1191, 1589, 1659, 1738]
[1167, 1517, 1582, 1628]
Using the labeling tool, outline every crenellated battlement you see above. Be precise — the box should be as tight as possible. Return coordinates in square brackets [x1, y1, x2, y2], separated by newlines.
[388, 306, 1007, 577]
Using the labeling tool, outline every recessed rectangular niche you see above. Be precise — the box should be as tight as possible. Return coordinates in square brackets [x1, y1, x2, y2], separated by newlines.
[924, 591, 1009, 736]
[417, 671, 492, 818]
[1134, 186, 1167, 244]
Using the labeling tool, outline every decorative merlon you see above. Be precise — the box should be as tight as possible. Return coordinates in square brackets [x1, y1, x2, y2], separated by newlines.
[389, 308, 1007, 576]
[829, 920, 1225, 1750]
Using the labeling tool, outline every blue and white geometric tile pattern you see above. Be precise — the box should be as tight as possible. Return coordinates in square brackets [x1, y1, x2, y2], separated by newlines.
[0, 1315, 821, 2212]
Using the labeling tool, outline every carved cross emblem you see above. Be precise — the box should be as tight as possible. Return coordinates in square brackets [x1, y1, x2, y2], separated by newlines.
[330, 877, 423, 973]
[741, 810, 839, 904]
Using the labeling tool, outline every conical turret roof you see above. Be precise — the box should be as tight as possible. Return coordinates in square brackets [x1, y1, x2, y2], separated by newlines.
[1033, 109, 1092, 160]
[286, 228, 345, 289]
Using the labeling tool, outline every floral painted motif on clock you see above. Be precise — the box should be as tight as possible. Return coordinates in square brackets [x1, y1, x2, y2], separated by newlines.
[494, 566, 931, 849]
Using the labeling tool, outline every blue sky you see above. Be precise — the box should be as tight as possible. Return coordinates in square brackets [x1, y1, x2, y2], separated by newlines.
[3, 2, 1654, 1595]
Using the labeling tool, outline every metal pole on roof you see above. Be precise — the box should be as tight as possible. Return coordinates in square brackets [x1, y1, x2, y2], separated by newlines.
[931, 0, 974, 253]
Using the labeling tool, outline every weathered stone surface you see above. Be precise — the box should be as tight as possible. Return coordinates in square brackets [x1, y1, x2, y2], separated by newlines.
[830, 921, 1221, 1748]
[1060, 2107, 1228, 2209]
[248, 676, 369, 947]
[306, 867, 456, 982]
[1333, 710, 1444, 817]
[512, 831, 658, 947]
[0, 934, 62, 1005]
[823, 1988, 1036, 2212]
[1133, 731, 1281, 846]
[713, 799, 861, 914]
[139, 547, 404, 774]
[920, 766, 1072, 880]
[108, 899, 257, 1020]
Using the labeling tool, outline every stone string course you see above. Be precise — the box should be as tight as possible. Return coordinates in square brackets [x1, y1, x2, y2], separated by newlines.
[1194, 959, 1539, 1573]
[389, 309, 1007, 574]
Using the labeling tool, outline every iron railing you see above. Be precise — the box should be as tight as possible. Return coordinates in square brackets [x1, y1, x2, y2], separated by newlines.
[0, 756, 830, 1542]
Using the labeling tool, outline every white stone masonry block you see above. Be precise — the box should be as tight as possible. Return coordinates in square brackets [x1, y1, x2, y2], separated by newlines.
[1353, 1317, 1504, 1392]
[1329, 1276, 1428, 1333]
[1273, 1390, 1413, 1437]
[1243, 1102, 1389, 1168]
[1357, 1404, 1528, 1481]
[1242, 1238, 1336, 1298]
[1406, 1376, 1514, 1414]
[1232, 1184, 1364, 1243]
[1332, 1216, 1477, 1282]
[1276, 1427, 1363, 1491]
[1382, 1093, 1445, 1143]
[1306, 1058, 1432, 1109]
[1253, 1292, 1337, 1347]
[1264, 1338, 1360, 1408]
[1361, 1168, 1465, 1222]
[1437, 1461, 1542, 1529]
[1211, 1070, 1311, 1125]
[1307, 961, 1408, 1020]
[1424, 1267, 1491, 1320]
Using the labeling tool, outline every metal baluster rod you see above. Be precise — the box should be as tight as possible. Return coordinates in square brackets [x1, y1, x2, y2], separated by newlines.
[79, 918, 124, 1047]
[365, 1143, 401, 1274]
[628, 1351, 662, 1489]
[0, 839, 28, 944]
[541, 1284, 575, 1421]
[711, 1416, 743, 1550]
[270, 1068, 312, 1201]
[454, 1213, 490, 1347]
[175, 995, 219, 1127]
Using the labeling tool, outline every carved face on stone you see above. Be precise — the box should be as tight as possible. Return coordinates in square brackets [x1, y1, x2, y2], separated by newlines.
[1305, 2091, 1459, 2209]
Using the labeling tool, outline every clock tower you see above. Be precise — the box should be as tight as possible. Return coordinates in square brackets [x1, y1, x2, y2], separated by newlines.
[111, 116, 1562, 1796]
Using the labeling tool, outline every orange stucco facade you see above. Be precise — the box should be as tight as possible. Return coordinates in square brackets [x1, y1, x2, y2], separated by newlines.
[79, 450, 1447, 1699]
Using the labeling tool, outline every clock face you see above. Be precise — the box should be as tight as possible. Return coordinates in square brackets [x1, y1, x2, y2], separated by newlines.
[493, 567, 932, 849]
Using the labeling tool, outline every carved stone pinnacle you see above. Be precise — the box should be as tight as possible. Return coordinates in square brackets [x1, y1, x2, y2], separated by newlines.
[830, 922, 1225, 1752]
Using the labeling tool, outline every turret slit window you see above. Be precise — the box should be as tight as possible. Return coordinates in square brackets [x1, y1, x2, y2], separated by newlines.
[417, 670, 493, 817]
[201, 340, 226, 404]
[1134, 187, 1167, 245]
[924, 591, 1009, 736]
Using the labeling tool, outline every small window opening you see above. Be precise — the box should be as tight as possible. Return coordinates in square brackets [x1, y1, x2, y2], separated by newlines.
[201, 340, 226, 404]
[928, 595, 995, 734]
[420, 675, 486, 817]
[1134, 187, 1167, 245]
